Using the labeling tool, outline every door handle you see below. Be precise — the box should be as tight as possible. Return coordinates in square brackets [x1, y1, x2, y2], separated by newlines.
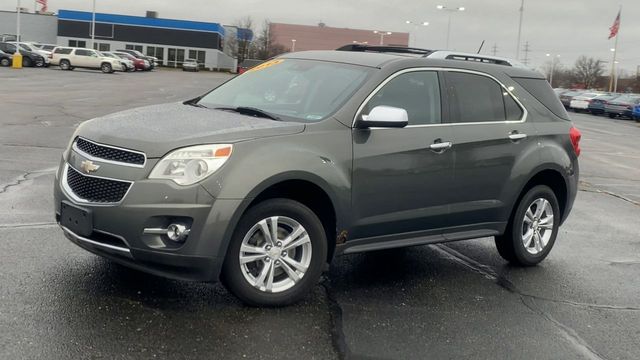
[508, 133, 527, 141]
[429, 141, 452, 151]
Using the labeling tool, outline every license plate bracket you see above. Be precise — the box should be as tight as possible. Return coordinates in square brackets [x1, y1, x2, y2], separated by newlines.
[60, 201, 93, 237]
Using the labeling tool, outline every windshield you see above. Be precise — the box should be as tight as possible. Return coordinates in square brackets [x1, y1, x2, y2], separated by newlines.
[198, 59, 372, 122]
[18, 43, 35, 51]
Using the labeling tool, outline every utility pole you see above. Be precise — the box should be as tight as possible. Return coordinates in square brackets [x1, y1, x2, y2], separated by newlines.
[516, 0, 524, 59]
[522, 41, 531, 66]
[491, 44, 498, 56]
[91, 0, 96, 49]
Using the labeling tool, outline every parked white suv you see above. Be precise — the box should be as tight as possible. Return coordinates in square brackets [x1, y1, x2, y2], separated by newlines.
[50, 47, 123, 73]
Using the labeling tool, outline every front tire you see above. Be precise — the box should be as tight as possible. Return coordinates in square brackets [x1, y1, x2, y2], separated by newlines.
[221, 199, 327, 307]
[0, 58, 9, 67]
[495, 185, 560, 266]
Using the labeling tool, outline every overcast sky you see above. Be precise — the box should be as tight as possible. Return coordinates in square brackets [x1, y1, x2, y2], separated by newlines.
[3, 0, 638, 73]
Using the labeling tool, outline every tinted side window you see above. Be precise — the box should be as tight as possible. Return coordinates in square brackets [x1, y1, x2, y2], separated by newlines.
[75, 49, 89, 56]
[504, 93, 524, 120]
[363, 71, 441, 125]
[445, 72, 509, 123]
[512, 77, 569, 120]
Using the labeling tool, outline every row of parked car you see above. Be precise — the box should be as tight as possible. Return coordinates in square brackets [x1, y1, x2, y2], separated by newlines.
[0, 41, 163, 73]
[555, 88, 640, 121]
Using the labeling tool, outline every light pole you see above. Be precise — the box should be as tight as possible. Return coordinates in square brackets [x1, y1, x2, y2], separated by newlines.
[516, 0, 525, 60]
[614, 60, 620, 93]
[405, 20, 429, 47]
[91, 0, 96, 49]
[373, 30, 392, 45]
[545, 53, 560, 87]
[436, 5, 465, 49]
[291, 39, 296, 52]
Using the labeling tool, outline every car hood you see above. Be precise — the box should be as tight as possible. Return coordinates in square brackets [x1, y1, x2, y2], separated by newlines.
[76, 102, 305, 158]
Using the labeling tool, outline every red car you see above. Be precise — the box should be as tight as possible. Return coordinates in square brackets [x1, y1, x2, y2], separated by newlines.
[113, 52, 150, 71]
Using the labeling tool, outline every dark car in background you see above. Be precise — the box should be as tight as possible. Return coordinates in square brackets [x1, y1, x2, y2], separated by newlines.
[0, 49, 12, 66]
[53, 48, 580, 306]
[559, 90, 584, 109]
[237, 58, 264, 74]
[588, 94, 620, 115]
[116, 49, 156, 69]
[605, 94, 640, 119]
[0, 42, 46, 67]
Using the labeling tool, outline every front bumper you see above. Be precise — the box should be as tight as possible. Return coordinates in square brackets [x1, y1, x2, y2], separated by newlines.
[54, 152, 243, 282]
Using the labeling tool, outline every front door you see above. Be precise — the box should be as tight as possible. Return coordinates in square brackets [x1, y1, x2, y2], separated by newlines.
[167, 48, 185, 68]
[351, 70, 455, 240]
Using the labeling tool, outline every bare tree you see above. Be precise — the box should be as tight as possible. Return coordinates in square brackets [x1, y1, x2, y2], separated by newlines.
[234, 16, 254, 64]
[573, 56, 604, 89]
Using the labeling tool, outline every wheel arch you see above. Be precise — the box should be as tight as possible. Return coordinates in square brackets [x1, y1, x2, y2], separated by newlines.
[220, 172, 342, 267]
[510, 165, 570, 225]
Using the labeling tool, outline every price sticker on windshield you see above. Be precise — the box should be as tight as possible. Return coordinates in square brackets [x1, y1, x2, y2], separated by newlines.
[246, 59, 285, 73]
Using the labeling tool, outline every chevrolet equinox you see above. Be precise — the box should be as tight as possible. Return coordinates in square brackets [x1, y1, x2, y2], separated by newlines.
[54, 47, 581, 306]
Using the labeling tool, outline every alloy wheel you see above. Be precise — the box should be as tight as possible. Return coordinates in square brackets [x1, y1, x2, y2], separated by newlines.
[239, 216, 312, 293]
[522, 198, 554, 255]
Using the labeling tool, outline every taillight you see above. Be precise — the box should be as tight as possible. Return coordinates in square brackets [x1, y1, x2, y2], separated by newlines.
[569, 127, 581, 157]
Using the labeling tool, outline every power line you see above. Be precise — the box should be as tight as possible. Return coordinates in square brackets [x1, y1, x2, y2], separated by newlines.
[491, 43, 498, 56]
[522, 41, 531, 66]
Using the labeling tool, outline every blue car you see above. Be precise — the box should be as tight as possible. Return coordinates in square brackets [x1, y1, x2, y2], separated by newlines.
[632, 105, 640, 122]
[588, 94, 619, 115]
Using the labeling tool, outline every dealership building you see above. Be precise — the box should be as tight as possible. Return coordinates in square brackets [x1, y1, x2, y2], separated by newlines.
[0, 9, 247, 70]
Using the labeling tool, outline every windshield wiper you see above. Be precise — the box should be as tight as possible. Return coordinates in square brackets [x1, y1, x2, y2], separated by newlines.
[215, 106, 281, 121]
[184, 99, 208, 108]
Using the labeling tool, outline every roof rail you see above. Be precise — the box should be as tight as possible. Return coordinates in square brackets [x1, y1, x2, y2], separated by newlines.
[336, 44, 433, 56]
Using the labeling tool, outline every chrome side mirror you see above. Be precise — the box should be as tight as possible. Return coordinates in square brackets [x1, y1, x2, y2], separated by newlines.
[356, 106, 409, 128]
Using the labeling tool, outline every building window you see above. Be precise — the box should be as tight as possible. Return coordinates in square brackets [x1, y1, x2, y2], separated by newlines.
[147, 46, 165, 62]
[125, 44, 143, 52]
[68, 40, 87, 48]
[93, 43, 110, 51]
[188, 50, 206, 68]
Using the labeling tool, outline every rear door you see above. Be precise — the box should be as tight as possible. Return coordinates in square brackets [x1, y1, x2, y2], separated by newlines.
[443, 70, 536, 228]
[351, 70, 455, 239]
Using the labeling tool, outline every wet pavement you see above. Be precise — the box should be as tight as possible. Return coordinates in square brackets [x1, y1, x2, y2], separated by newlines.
[1, 67, 639, 359]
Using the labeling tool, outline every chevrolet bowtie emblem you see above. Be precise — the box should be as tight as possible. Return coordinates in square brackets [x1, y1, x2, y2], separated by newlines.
[80, 160, 100, 174]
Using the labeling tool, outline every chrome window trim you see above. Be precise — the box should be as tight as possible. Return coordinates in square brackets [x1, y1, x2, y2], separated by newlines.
[61, 225, 132, 257]
[352, 67, 528, 129]
[73, 137, 147, 168]
[61, 163, 134, 207]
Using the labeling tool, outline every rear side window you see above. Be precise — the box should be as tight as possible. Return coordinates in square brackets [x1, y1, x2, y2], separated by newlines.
[55, 48, 72, 54]
[445, 72, 523, 123]
[363, 71, 442, 125]
[513, 77, 570, 120]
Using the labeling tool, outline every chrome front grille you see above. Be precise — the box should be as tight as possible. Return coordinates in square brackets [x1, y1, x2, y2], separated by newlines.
[74, 137, 146, 166]
[64, 165, 132, 204]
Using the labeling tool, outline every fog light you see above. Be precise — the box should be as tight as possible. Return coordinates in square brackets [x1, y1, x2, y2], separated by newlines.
[167, 223, 190, 242]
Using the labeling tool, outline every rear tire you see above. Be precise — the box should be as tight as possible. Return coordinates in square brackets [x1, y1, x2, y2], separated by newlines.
[221, 198, 327, 307]
[495, 185, 560, 266]
[608, 113, 616, 118]
[59, 60, 70, 70]
[101, 63, 113, 73]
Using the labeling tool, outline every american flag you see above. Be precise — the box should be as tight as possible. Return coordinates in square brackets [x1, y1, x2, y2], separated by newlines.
[36, 0, 47, 13]
[608, 10, 620, 39]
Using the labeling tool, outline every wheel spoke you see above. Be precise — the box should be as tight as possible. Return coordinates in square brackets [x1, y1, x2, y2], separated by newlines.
[265, 261, 276, 292]
[283, 235, 311, 251]
[254, 261, 272, 288]
[279, 259, 300, 283]
[539, 215, 554, 229]
[523, 230, 534, 248]
[534, 199, 547, 218]
[269, 216, 279, 243]
[258, 219, 273, 245]
[533, 232, 543, 252]
[281, 225, 306, 248]
[240, 244, 267, 254]
[283, 256, 308, 273]
[240, 253, 267, 264]
[524, 208, 535, 224]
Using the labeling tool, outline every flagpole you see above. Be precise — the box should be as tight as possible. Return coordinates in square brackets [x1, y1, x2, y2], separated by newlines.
[609, 6, 621, 92]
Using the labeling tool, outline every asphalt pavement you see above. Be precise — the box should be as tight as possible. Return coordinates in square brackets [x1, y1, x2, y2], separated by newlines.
[1, 67, 639, 360]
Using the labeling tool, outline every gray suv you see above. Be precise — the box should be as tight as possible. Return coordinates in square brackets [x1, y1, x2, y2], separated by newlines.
[54, 47, 581, 306]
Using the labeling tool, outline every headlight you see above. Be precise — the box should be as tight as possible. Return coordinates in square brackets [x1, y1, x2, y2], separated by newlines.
[149, 144, 233, 185]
